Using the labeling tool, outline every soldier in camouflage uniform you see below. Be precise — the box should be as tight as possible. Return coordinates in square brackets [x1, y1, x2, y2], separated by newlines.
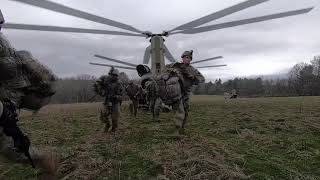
[166, 50, 205, 134]
[138, 50, 205, 134]
[0, 12, 58, 178]
[145, 79, 161, 122]
[94, 67, 123, 133]
[125, 81, 139, 117]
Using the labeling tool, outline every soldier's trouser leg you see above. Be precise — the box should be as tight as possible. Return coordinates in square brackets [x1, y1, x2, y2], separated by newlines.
[182, 95, 190, 129]
[129, 101, 134, 116]
[101, 105, 111, 132]
[1, 130, 58, 176]
[149, 98, 155, 118]
[172, 99, 186, 133]
[132, 99, 138, 117]
[149, 98, 160, 121]
[153, 98, 161, 121]
[111, 103, 120, 131]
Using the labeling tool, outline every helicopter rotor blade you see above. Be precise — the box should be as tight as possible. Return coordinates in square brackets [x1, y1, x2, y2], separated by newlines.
[191, 56, 223, 64]
[195, 64, 227, 68]
[171, 7, 313, 35]
[0, 10, 4, 25]
[168, 0, 269, 32]
[94, 54, 138, 67]
[89, 62, 136, 70]
[2, 23, 146, 37]
[143, 45, 151, 64]
[10, 0, 143, 33]
[164, 45, 176, 63]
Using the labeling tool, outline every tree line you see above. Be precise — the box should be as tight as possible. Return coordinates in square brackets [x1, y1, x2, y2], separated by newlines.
[50, 56, 320, 104]
[194, 56, 320, 97]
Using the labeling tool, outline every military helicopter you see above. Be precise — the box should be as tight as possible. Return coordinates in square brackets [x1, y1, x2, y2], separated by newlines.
[1, 0, 314, 76]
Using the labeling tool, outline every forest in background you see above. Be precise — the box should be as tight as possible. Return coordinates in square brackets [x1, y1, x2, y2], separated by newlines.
[50, 56, 320, 104]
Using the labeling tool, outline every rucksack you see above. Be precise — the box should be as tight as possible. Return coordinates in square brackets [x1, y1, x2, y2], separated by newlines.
[141, 71, 183, 105]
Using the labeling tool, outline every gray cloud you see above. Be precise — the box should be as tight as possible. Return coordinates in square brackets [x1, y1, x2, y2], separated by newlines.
[1, 0, 319, 81]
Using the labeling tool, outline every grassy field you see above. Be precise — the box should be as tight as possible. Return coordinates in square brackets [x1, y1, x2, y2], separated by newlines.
[1, 95, 320, 179]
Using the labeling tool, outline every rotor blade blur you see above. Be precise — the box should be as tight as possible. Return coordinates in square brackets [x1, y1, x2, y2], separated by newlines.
[168, 0, 268, 32]
[164, 45, 176, 63]
[172, 7, 313, 35]
[0, 10, 4, 25]
[89, 62, 136, 70]
[196, 64, 227, 68]
[3, 23, 145, 37]
[10, 0, 143, 33]
[191, 56, 223, 64]
[143, 45, 151, 64]
[94, 54, 138, 67]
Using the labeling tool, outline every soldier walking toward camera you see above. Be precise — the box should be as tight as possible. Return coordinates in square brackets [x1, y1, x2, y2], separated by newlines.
[125, 81, 139, 117]
[138, 50, 204, 134]
[0, 12, 58, 178]
[167, 50, 205, 134]
[145, 78, 161, 122]
[137, 50, 204, 134]
[94, 67, 123, 133]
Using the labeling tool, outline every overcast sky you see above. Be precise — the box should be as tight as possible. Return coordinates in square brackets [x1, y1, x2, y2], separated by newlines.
[1, 0, 319, 82]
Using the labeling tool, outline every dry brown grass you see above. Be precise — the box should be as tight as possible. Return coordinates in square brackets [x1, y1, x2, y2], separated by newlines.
[1, 96, 320, 179]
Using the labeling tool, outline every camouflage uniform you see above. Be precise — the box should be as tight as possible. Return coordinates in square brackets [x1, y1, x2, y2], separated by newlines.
[145, 79, 161, 121]
[138, 50, 205, 134]
[0, 21, 58, 176]
[174, 50, 205, 132]
[125, 81, 139, 117]
[94, 67, 123, 132]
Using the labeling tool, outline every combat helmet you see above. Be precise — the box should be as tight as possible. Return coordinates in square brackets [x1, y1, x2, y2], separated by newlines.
[136, 64, 151, 77]
[181, 50, 193, 60]
[108, 66, 119, 76]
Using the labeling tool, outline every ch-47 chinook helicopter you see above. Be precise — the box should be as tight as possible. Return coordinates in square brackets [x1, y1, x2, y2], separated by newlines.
[1, 0, 314, 75]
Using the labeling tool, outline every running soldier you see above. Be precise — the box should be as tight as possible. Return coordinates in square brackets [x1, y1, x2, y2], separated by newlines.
[0, 12, 58, 178]
[94, 67, 123, 133]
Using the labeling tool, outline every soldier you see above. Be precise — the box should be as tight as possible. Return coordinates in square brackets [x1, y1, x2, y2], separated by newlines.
[230, 89, 238, 99]
[145, 78, 161, 122]
[125, 81, 139, 117]
[94, 67, 123, 133]
[174, 50, 204, 119]
[167, 50, 205, 134]
[138, 50, 205, 134]
[0, 13, 58, 178]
